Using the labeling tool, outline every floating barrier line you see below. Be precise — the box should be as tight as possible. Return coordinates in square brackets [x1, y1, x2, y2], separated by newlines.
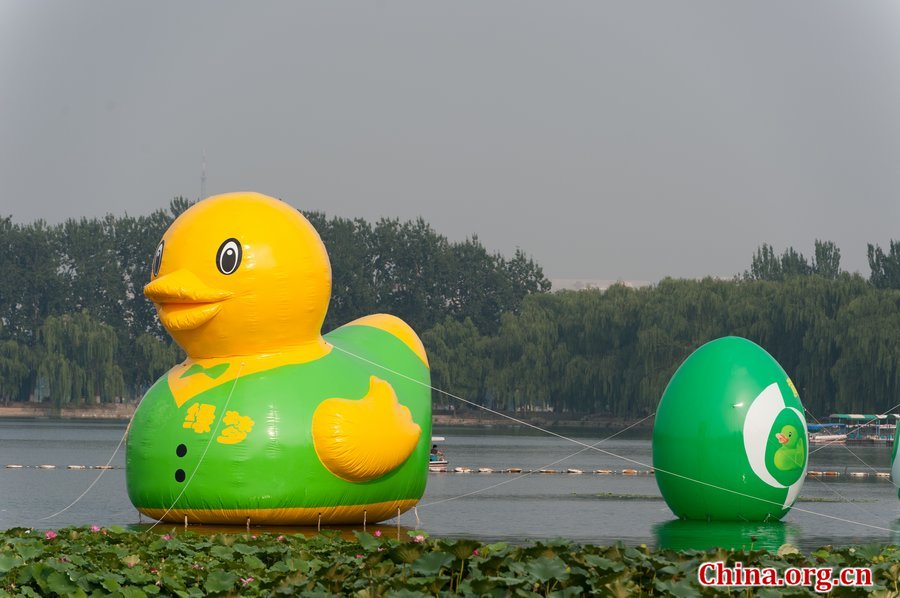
[805, 470, 890, 524]
[427, 468, 886, 478]
[418, 411, 656, 509]
[144, 362, 244, 534]
[29, 344, 896, 532]
[805, 406, 900, 460]
[804, 404, 900, 529]
[333, 344, 896, 534]
[38, 419, 133, 522]
[818, 441, 885, 479]
[805, 406, 900, 489]
[9, 465, 125, 470]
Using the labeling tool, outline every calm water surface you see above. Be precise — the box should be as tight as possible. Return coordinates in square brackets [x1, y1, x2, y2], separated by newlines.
[1, 419, 898, 551]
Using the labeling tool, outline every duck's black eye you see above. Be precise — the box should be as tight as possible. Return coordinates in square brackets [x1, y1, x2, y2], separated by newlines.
[152, 241, 164, 277]
[216, 238, 242, 275]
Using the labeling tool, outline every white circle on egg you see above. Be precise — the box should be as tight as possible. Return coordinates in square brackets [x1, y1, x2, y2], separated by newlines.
[742, 383, 808, 509]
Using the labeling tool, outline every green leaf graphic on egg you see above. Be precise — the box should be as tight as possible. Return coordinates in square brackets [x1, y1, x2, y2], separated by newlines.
[653, 336, 807, 522]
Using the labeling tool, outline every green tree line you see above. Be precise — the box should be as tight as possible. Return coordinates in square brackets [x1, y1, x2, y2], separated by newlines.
[0, 199, 548, 406]
[424, 238, 899, 418]
[0, 200, 897, 418]
[425, 273, 899, 418]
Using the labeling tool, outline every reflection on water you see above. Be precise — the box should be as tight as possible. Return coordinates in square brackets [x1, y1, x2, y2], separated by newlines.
[653, 520, 800, 552]
[1, 419, 897, 551]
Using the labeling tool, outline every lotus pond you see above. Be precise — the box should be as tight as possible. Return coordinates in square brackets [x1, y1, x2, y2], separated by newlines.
[2, 527, 900, 597]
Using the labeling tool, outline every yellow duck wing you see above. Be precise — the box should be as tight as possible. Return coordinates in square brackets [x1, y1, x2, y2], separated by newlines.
[338, 314, 429, 368]
[312, 376, 421, 482]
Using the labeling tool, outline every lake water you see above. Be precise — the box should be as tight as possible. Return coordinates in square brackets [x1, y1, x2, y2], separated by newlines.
[1, 419, 898, 551]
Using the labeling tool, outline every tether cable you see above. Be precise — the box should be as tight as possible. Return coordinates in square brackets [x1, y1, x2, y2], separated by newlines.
[333, 343, 897, 534]
[144, 363, 244, 533]
[38, 419, 133, 521]
[419, 411, 657, 509]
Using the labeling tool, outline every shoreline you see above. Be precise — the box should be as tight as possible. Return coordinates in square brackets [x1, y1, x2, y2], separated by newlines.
[0, 405, 650, 430]
[0, 404, 137, 421]
[432, 409, 654, 431]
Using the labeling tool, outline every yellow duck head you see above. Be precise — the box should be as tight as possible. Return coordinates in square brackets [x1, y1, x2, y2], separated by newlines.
[144, 192, 332, 359]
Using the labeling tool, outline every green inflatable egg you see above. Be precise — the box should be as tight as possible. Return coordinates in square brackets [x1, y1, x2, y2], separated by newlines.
[652, 336, 808, 521]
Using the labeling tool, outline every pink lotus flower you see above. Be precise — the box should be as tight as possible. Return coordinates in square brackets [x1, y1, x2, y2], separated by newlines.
[473, 549, 480, 556]
[356, 554, 363, 559]
[162, 534, 172, 541]
[90, 525, 101, 533]
[44, 530, 57, 540]
[413, 534, 425, 543]
[240, 577, 254, 587]
[150, 568, 159, 574]
[374, 530, 382, 537]
[276, 535, 285, 541]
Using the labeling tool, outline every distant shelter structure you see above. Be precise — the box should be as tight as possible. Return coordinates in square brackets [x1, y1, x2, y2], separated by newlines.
[822, 413, 898, 444]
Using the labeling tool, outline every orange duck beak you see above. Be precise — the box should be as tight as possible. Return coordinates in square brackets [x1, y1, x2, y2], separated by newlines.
[144, 269, 233, 331]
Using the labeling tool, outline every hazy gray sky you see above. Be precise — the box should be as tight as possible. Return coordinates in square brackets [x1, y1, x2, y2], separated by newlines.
[1, 1, 898, 283]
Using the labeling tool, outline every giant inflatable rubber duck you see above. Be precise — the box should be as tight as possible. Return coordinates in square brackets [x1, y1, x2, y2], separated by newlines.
[126, 192, 431, 525]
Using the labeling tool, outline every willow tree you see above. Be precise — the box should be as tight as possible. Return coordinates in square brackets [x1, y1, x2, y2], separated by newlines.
[0, 337, 34, 402]
[487, 299, 559, 412]
[422, 317, 490, 409]
[37, 312, 125, 407]
[131, 333, 183, 396]
[832, 291, 900, 413]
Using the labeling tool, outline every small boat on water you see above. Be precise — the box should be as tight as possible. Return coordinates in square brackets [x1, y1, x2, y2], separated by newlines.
[429, 436, 448, 472]
[428, 457, 448, 472]
[809, 433, 847, 444]
[810, 415, 897, 445]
